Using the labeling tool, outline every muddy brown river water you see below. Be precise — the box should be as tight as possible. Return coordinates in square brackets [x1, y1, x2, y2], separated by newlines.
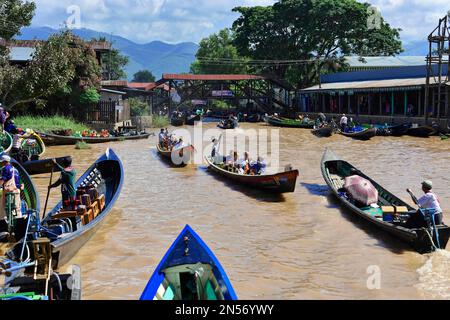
[33, 123, 449, 300]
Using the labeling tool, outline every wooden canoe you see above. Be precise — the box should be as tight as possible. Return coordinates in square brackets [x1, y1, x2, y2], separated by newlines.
[321, 148, 450, 254]
[42, 149, 124, 269]
[217, 120, 238, 130]
[21, 156, 72, 176]
[339, 127, 377, 140]
[37, 131, 151, 146]
[185, 115, 201, 126]
[140, 225, 237, 301]
[266, 116, 315, 129]
[406, 126, 435, 138]
[312, 126, 334, 137]
[170, 116, 184, 127]
[156, 144, 193, 167]
[389, 123, 412, 137]
[205, 156, 299, 193]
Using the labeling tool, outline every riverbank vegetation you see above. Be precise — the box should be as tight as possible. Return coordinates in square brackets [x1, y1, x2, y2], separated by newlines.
[152, 115, 170, 128]
[15, 116, 90, 133]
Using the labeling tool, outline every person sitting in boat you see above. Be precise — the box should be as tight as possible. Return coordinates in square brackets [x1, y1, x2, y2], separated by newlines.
[49, 157, 77, 209]
[173, 137, 185, 150]
[238, 152, 251, 175]
[303, 115, 311, 124]
[158, 129, 166, 147]
[10, 128, 33, 163]
[211, 138, 220, 160]
[417, 181, 443, 225]
[251, 156, 267, 175]
[0, 155, 24, 222]
[340, 114, 348, 132]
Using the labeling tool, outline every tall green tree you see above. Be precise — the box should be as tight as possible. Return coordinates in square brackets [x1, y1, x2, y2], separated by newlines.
[232, 0, 403, 87]
[0, 0, 35, 52]
[190, 29, 248, 74]
[132, 70, 155, 82]
[2, 32, 76, 109]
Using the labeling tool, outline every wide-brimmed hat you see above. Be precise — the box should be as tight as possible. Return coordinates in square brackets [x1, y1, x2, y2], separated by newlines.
[422, 180, 433, 190]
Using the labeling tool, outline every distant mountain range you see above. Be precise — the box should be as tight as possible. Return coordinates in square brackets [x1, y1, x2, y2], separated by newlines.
[16, 26, 199, 81]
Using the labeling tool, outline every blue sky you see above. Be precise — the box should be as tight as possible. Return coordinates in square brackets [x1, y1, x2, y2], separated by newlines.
[31, 0, 449, 44]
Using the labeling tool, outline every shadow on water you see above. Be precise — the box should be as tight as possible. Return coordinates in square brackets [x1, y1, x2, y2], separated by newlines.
[326, 194, 411, 255]
[301, 183, 330, 197]
[198, 166, 286, 203]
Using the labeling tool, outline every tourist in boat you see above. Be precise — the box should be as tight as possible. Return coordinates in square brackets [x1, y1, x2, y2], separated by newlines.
[418, 181, 443, 224]
[240, 152, 251, 175]
[340, 114, 348, 132]
[173, 137, 185, 150]
[10, 128, 33, 163]
[49, 157, 77, 209]
[0, 155, 23, 221]
[251, 156, 267, 175]
[211, 138, 220, 159]
[158, 129, 166, 147]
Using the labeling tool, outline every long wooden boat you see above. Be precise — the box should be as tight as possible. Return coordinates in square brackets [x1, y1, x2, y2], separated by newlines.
[406, 125, 435, 138]
[156, 144, 193, 167]
[170, 115, 184, 127]
[21, 156, 72, 176]
[0, 131, 12, 154]
[217, 120, 238, 130]
[312, 126, 334, 137]
[266, 116, 315, 129]
[321, 149, 450, 253]
[339, 127, 377, 140]
[41, 149, 124, 269]
[37, 131, 151, 146]
[246, 114, 261, 123]
[140, 225, 237, 301]
[389, 123, 412, 137]
[185, 114, 201, 126]
[205, 156, 299, 193]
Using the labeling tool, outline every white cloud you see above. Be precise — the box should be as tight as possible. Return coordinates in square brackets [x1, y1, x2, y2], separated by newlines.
[31, 0, 449, 44]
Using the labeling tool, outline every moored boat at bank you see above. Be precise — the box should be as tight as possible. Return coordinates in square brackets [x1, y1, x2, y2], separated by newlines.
[312, 125, 334, 137]
[21, 156, 72, 176]
[339, 127, 377, 140]
[140, 225, 237, 301]
[37, 131, 151, 146]
[266, 116, 315, 129]
[321, 148, 450, 253]
[406, 125, 436, 138]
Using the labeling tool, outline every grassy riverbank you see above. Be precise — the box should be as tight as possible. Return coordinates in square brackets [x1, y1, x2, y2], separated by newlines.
[152, 115, 170, 128]
[15, 116, 90, 133]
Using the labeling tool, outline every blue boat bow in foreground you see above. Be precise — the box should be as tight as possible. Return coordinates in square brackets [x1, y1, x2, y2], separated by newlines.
[141, 225, 237, 300]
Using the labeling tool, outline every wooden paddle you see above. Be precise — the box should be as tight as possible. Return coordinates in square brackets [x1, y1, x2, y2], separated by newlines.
[406, 189, 420, 207]
[42, 162, 55, 221]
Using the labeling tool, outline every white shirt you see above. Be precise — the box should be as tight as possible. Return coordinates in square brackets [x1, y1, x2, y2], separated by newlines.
[418, 193, 442, 213]
[13, 134, 22, 149]
[340, 116, 348, 125]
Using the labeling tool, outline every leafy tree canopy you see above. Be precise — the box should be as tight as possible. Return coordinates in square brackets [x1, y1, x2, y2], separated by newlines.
[132, 70, 155, 82]
[232, 0, 403, 87]
[190, 29, 249, 74]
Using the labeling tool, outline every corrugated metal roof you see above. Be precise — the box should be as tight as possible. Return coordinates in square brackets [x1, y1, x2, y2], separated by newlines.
[301, 77, 448, 93]
[162, 74, 265, 81]
[9, 47, 35, 61]
[345, 56, 426, 67]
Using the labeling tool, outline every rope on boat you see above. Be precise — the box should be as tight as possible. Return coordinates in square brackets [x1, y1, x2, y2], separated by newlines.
[424, 228, 438, 252]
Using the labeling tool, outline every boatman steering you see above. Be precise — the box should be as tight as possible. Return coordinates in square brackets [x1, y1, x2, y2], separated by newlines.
[340, 114, 348, 132]
[418, 180, 443, 225]
[49, 157, 77, 209]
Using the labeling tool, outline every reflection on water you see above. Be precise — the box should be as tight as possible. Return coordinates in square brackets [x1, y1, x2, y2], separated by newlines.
[32, 123, 449, 300]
